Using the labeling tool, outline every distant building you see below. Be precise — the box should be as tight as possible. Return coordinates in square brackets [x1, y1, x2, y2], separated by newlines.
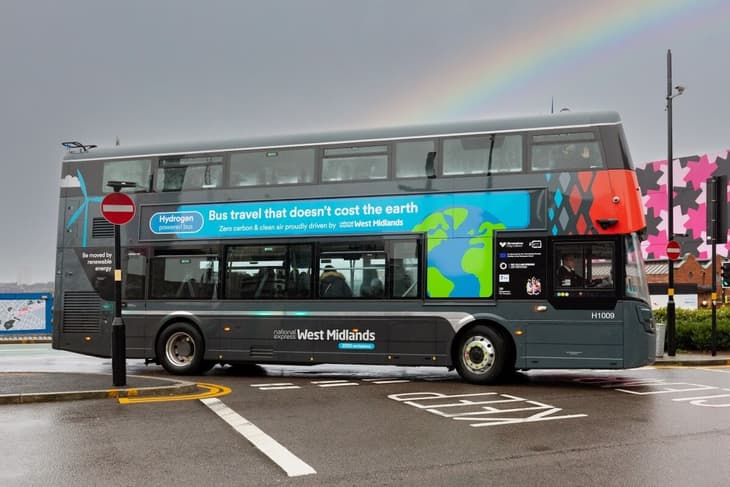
[0, 282, 53, 294]
[644, 254, 728, 309]
[636, 149, 730, 260]
[635, 150, 730, 309]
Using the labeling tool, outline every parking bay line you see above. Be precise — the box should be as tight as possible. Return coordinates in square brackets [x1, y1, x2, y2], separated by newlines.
[311, 380, 358, 387]
[201, 397, 316, 478]
[250, 382, 301, 390]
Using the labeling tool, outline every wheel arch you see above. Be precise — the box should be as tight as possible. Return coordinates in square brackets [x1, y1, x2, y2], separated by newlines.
[153, 313, 206, 363]
[450, 316, 517, 370]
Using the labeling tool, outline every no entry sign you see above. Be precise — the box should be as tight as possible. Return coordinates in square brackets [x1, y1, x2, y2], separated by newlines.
[101, 192, 136, 225]
[666, 240, 681, 260]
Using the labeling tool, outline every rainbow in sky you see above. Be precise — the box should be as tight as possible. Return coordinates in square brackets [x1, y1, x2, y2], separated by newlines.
[366, 0, 726, 126]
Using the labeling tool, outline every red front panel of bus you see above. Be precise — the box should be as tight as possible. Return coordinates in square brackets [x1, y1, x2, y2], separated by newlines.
[548, 169, 646, 236]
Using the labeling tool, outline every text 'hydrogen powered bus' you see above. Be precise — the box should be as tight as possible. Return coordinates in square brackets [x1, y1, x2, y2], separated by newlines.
[54, 111, 655, 384]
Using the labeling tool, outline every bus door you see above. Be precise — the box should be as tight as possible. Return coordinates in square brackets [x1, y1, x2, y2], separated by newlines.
[525, 240, 622, 368]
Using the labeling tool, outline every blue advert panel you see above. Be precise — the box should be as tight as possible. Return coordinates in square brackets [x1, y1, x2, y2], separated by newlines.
[0, 293, 53, 336]
[141, 191, 536, 240]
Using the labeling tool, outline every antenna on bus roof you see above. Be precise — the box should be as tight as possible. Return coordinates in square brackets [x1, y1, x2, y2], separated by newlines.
[61, 141, 98, 153]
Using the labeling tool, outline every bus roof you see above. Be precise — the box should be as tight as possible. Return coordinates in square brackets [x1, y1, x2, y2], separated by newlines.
[63, 110, 622, 162]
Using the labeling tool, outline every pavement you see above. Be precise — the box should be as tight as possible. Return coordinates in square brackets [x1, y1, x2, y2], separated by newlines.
[0, 335, 199, 405]
[654, 351, 730, 366]
[1, 335, 729, 405]
[0, 372, 199, 405]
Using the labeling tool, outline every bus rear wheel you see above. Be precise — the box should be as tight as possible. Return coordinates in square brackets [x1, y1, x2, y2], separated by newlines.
[454, 325, 508, 385]
[157, 323, 210, 375]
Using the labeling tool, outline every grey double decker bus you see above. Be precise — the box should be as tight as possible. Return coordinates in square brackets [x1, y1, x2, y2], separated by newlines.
[54, 111, 656, 384]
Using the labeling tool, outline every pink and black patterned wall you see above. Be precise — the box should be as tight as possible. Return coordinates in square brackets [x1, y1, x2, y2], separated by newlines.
[636, 150, 730, 260]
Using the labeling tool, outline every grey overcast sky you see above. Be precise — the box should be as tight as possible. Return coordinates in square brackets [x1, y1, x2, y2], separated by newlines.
[1, 0, 728, 283]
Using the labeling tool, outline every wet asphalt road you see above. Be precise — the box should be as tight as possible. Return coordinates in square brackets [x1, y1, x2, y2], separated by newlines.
[2, 344, 730, 486]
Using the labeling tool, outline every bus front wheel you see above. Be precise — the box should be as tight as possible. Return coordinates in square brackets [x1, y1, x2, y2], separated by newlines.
[157, 323, 208, 375]
[454, 325, 508, 385]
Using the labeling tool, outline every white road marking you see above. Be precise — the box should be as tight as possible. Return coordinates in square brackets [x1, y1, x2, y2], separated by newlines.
[250, 382, 301, 390]
[311, 379, 358, 387]
[702, 368, 730, 374]
[389, 391, 587, 427]
[201, 397, 316, 477]
[362, 378, 411, 384]
[671, 390, 730, 407]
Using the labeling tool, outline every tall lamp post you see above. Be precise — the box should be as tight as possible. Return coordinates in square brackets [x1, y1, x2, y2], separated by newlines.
[666, 49, 684, 357]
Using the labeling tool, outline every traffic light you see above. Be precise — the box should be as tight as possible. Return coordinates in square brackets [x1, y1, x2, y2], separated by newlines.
[722, 262, 730, 288]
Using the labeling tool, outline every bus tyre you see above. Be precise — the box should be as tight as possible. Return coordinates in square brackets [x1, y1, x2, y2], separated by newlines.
[455, 325, 507, 385]
[157, 323, 207, 375]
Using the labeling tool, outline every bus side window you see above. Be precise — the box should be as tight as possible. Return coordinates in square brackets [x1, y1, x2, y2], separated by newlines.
[530, 144, 554, 171]
[390, 240, 420, 298]
[553, 241, 616, 294]
[395, 140, 435, 178]
[124, 250, 146, 300]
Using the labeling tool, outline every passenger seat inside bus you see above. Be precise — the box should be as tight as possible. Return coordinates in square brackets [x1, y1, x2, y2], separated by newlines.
[175, 278, 198, 298]
[254, 268, 275, 298]
[360, 269, 384, 298]
[360, 277, 384, 297]
[297, 271, 310, 297]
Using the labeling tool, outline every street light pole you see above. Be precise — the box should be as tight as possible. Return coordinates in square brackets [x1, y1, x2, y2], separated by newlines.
[666, 49, 676, 357]
[665, 49, 684, 357]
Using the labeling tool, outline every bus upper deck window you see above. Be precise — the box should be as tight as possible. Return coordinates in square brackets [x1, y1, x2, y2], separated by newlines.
[443, 134, 522, 175]
[322, 145, 388, 182]
[230, 149, 315, 187]
[395, 140, 435, 178]
[531, 132, 604, 171]
[157, 156, 223, 192]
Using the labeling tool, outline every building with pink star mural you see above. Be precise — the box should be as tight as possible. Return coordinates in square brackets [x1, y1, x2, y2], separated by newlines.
[636, 150, 730, 261]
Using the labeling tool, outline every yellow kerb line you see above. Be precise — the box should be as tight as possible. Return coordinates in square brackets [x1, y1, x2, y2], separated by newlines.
[118, 382, 232, 404]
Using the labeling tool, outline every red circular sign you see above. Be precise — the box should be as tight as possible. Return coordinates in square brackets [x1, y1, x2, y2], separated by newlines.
[666, 240, 681, 260]
[101, 192, 136, 225]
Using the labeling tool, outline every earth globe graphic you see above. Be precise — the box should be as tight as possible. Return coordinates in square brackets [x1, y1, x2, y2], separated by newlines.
[413, 206, 505, 298]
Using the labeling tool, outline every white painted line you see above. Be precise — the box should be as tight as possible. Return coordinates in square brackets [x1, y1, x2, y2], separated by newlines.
[250, 383, 301, 391]
[201, 398, 316, 477]
[702, 368, 730, 374]
[310, 379, 359, 387]
[672, 392, 730, 401]
[362, 378, 412, 384]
